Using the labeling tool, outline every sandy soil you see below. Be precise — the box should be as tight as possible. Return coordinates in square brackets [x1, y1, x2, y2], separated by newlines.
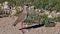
[0, 17, 60, 34]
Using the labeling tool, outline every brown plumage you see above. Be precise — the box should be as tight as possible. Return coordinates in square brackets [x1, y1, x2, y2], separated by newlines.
[13, 5, 28, 26]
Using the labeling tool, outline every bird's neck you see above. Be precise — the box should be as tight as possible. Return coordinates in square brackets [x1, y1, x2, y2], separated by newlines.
[23, 6, 28, 14]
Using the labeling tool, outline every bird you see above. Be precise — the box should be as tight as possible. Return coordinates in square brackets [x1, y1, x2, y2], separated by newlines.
[13, 5, 28, 26]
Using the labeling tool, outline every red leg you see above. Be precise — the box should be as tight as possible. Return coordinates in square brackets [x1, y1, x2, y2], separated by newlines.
[20, 22, 25, 33]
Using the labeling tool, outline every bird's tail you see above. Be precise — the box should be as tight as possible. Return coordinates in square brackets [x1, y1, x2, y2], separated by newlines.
[13, 17, 21, 26]
[13, 23, 17, 26]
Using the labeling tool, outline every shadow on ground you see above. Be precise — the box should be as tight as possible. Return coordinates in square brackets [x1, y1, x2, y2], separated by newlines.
[19, 24, 44, 30]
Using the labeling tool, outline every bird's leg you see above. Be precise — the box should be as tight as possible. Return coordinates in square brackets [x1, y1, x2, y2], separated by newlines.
[20, 22, 25, 34]
[19, 22, 29, 33]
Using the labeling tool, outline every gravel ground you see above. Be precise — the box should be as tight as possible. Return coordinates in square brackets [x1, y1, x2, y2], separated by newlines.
[0, 17, 60, 34]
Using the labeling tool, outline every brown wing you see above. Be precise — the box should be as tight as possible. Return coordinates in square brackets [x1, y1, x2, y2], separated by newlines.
[13, 12, 27, 26]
